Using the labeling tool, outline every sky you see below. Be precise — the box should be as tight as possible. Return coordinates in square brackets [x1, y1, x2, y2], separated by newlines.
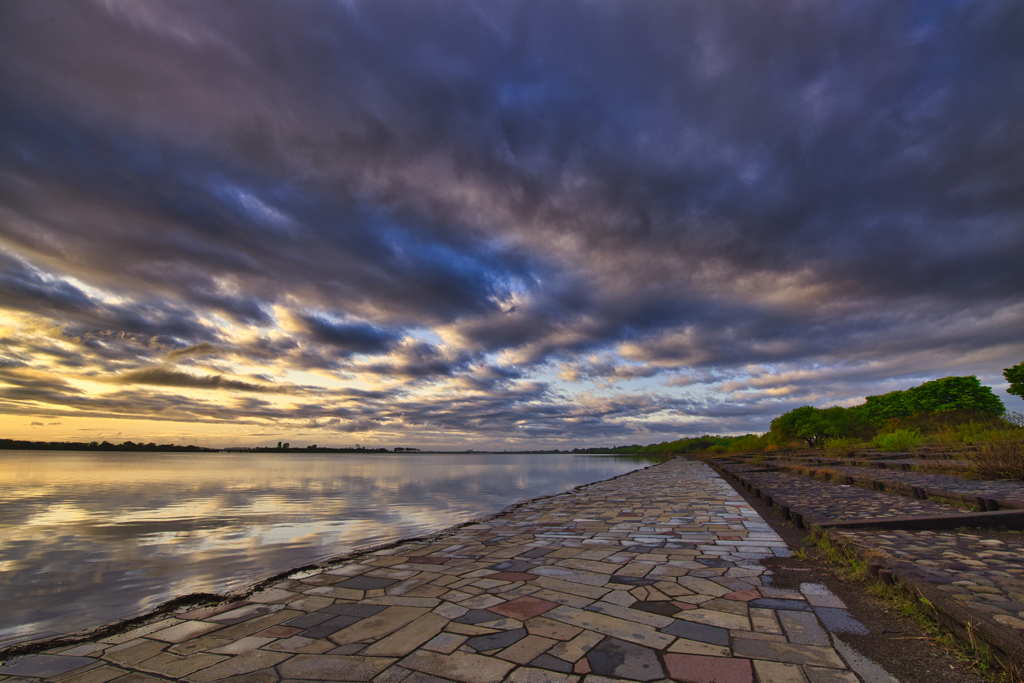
[1, 0, 1022, 451]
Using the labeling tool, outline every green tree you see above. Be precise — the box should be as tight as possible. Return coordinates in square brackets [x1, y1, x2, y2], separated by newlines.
[1005, 362, 1024, 398]
[905, 376, 1004, 417]
[864, 375, 1004, 425]
[863, 390, 912, 425]
[770, 409, 815, 446]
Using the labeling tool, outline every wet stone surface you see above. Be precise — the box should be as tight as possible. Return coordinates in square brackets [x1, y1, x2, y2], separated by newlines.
[1, 459, 869, 682]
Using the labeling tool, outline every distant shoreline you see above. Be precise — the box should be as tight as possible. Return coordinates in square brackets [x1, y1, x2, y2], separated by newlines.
[0, 439, 644, 455]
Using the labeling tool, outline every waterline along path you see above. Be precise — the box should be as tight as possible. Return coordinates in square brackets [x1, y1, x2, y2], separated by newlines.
[1, 459, 871, 682]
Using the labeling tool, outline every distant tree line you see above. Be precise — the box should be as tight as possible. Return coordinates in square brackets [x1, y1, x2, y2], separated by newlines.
[244, 444, 390, 453]
[0, 439, 216, 452]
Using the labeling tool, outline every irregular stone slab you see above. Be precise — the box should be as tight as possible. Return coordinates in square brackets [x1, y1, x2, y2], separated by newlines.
[677, 577, 732, 597]
[454, 608, 506, 624]
[328, 606, 429, 646]
[633, 600, 685, 616]
[586, 601, 674, 628]
[832, 637, 900, 683]
[423, 632, 467, 654]
[399, 650, 514, 683]
[299, 614, 361, 639]
[731, 638, 846, 669]
[323, 603, 388, 618]
[665, 652, 754, 682]
[586, 636, 664, 681]
[184, 649, 291, 682]
[206, 604, 284, 625]
[149, 620, 224, 643]
[667, 637, 731, 657]
[103, 639, 169, 666]
[608, 575, 658, 586]
[670, 608, 750, 631]
[662, 619, 730, 646]
[489, 560, 538, 572]
[504, 666, 577, 683]
[528, 653, 575, 673]
[0, 654, 98, 677]
[465, 627, 528, 652]
[752, 659, 809, 683]
[532, 575, 611, 599]
[496, 634, 558, 664]
[804, 666, 861, 682]
[800, 583, 847, 609]
[544, 605, 674, 648]
[336, 575, 400, 590]
[778, 610, 830, 646]
[283, 611, 336, 629]
[525, 616, 584, 641]
[489, 596, 558, 621]
[749, 598, 812, 611]
[362, 613, 448, 656]
[548, 629, 604, 662]
[277, 654, 395, 680]
[812, 607, 869, 636]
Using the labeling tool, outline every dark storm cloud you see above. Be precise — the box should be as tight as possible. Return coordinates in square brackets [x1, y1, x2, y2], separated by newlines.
[294, 313, 402, 355]
[1, 0, 1022, 444]
[110, 366, 280, 393]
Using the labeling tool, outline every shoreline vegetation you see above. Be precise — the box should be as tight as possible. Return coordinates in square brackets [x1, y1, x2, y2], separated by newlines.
[581, 368, 1024, 473]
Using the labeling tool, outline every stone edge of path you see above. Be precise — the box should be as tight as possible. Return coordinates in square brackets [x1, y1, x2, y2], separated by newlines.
[0, 458, 670, 662]
[777, 462, 1024, 512]
[708, 457, 1024, 676]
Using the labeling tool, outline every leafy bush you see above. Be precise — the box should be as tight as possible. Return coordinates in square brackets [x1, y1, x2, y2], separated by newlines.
[872, 429, 921, 452]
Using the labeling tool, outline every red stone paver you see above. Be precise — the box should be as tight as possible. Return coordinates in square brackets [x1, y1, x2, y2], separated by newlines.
[488, 596, 558, 621]
[665, 652, 754, 682]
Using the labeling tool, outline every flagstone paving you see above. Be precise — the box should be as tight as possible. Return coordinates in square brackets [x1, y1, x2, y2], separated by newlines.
[1, 459, 873, 682]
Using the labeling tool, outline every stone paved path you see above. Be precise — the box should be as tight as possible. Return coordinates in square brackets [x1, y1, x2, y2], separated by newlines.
[0, 459, 867, 683]
[730, 471, 971, 524]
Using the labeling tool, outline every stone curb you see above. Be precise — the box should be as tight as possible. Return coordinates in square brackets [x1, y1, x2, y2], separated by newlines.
[814, 510, 1024, 531]
[776, 463, 1024, 512]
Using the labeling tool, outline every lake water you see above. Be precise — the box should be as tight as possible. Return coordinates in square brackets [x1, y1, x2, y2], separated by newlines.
[0, 451, 655, 647]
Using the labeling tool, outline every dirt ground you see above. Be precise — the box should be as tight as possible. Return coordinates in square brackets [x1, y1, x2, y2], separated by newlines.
[726, 476, 991, 683]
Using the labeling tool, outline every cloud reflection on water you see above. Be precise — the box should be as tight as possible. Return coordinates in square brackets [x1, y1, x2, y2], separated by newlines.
[0, 450, 651, 646]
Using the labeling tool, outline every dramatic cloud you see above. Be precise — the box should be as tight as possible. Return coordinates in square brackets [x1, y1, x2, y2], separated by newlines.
[1, 0, 1022, 449]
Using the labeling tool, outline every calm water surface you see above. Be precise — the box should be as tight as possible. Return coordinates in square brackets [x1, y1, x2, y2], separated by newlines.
[0, 451, 653, 647]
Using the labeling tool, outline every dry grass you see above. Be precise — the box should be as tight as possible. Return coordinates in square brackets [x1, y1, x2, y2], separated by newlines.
[964, 432, 1024, 480]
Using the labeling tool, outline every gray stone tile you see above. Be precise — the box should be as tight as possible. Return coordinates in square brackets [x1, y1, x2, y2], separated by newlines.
[586, 637, 664, 681]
